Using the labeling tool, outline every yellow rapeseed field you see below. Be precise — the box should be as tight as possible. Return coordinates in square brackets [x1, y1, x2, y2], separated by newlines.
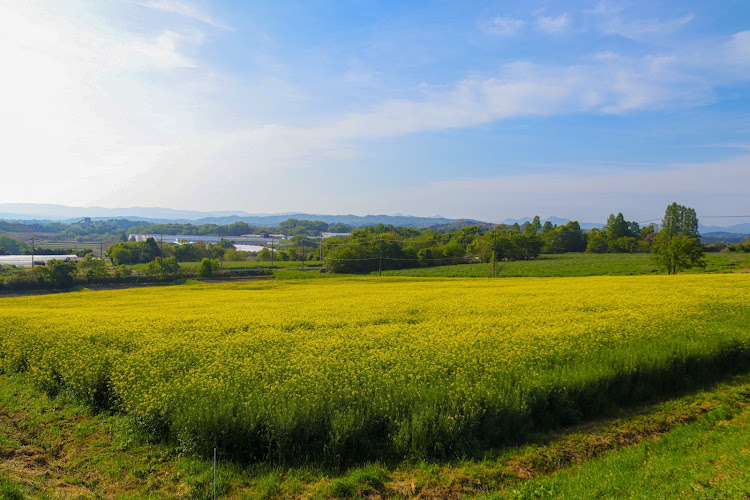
[0, 275, 748, 462]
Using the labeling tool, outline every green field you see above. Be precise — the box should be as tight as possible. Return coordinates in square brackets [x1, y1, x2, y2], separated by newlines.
[484, 387, 750, 499]
[180, 260, 323, 270]
[377, 252, 750, 278]
[117, 252, 750, 279]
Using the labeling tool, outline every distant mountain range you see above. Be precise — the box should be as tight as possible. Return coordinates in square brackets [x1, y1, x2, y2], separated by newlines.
[700, 232, 750, 244]
[0, 203, 251, 222]
[0, 204, 472, 228]
[699, 223, 750, 234]
[1, 204, 748, 234]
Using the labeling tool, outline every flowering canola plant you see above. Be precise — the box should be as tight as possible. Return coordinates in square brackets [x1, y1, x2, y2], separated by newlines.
[1, 275, 748, 462]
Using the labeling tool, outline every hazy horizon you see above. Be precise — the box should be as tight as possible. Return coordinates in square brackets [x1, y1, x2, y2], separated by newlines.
[2, 202, 750, 231]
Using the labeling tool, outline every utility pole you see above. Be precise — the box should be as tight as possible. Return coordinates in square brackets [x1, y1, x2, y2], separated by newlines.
[30, 236, 35, 268]
[379, 238, 382, 277]
[270, 237, 274, 268]
[319, 235, 322, 262]
[302, 240, 305, 270]
[160, 233, 163, 256]
[220, 237, 224, 269]
[100, 241, 104, 259]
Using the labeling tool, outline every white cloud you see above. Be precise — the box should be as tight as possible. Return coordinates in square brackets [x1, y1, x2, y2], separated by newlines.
[0, 0, 215, 204]
[725, 31, 750, 62]
[483, 16, 525, 36]
[537, 14, 570, 35]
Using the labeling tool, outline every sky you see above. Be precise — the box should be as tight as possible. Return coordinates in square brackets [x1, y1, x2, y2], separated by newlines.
[1, 0, 749, 224]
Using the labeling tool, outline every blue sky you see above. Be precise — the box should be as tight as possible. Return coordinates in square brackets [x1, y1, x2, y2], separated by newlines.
[1, 0, 749, 223]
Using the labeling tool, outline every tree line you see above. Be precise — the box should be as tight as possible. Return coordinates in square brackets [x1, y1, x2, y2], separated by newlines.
[0, 204, 736, 288]
[128, 218, 353, 237]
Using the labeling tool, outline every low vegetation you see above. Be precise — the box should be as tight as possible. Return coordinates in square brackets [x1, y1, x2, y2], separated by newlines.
[3, 368, 750, 498]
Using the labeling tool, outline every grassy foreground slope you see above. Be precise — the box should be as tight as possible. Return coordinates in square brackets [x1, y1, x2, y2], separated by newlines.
[483, 388, 750, 499]
[1, 275, 749, 466]
[2, 372, 750, 498]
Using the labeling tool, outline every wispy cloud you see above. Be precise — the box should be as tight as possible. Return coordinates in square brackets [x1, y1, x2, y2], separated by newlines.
[588, 2, 694, 42]
[685, 143, 750, 150]
[342, 59, 380, 88]
[537, 14, 570, 35]
[135, 0, 230, 29]
[483, 16, 525, 37]
[307, 48, 728, 140]
[725, 31, 750, 62]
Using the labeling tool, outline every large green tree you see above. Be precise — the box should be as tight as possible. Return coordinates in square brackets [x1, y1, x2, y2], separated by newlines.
[543, 221, 586, 253]
[147, 257, 181, 280]
[661, 202, 699, 238]
[77, 255, 107, 282]
[196, 258, 219, 278]
[651, 203, 705, 274]
[604, 213, 640, 240]
[46, 260, 77, 288]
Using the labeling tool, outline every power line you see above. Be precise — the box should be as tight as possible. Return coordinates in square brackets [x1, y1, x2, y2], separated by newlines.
[383, 256, 471, 262]
[324, 257, 380, 261]
[700, 215, 750, 218]
[323, 236, 453, 246]
[636, 214, 750, 225]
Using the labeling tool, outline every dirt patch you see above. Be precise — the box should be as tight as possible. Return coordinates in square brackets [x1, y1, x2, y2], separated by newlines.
[4, 445, 48, 470]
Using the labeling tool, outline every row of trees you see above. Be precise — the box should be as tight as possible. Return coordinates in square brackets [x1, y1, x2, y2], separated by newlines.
[0, 218, 139, 242]
[585, 213, 653, 253]
[129, 218, 353, 237]
[707, 238, 750, 253]
[320, 204, 709, 275]
[107, 238, 237, 265]
[322, 224, 548, 274]
[0, 254, 260, 291]
[0, 235, 31, 254]
[107, 238, 163, 265]
[0, 255, 109, 289]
